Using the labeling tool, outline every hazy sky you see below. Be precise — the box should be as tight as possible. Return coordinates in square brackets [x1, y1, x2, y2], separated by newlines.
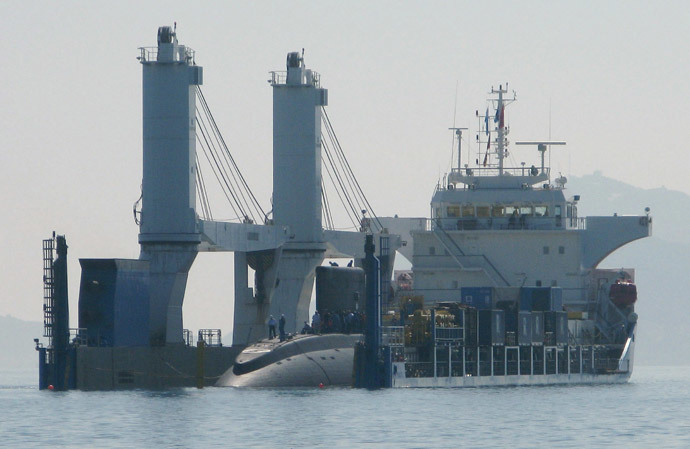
[2, 1, 688, 338]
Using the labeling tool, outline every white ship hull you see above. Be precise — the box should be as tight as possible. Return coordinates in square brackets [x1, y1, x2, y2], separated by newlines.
[392, 371, 631, 388]
[390, 333, 635, 388]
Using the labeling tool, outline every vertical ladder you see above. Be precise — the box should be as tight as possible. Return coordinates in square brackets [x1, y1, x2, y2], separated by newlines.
[42, 238, 55, 342]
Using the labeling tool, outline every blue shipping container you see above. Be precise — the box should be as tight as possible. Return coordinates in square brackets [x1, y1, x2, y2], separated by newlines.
[531, 311, 544, 345]
[544, 311, 568, 345]
[504, 311, 518, 333]
[78, 259, 150, 347]
[461, 287, 493, 310]
[517, 311, 532, 345]
[550, 287, 563, 311]
[520, 287, 563, 312]
[478, 309, 505, 346]
[464, 309, 478, 346]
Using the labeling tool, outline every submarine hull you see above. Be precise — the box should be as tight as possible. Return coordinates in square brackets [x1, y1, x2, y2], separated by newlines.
[216, 334, 361, 387]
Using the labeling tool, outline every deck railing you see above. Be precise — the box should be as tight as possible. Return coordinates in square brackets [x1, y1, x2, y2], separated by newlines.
[183, 329, 194, 346]
[69, 328, 87, 346]
[198, 329, 223, 347]
[449, 166, 551, 179]
[401, 344, 627, 378]
[432, 216, 586, 232]
[138, 46, 195, 64]
[435, 327, 464, 343]
[382, 326, 405, 346]
[268, 70, 321, 87]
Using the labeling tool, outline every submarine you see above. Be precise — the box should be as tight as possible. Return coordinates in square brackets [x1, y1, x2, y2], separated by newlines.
[216, 334, 361, 387]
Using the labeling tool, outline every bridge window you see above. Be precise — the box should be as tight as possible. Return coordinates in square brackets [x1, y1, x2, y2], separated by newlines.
[505, 206, 518, 216]
[520, 206, 533, 216]
[492, 206, 505, 217]
[462, 205, 475, 217]
[476, 206, 490, 218]
[535, 205, 548, 217]
[447, 205, 460, 217]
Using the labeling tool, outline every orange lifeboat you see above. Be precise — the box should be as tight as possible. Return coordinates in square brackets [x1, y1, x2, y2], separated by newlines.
[609, 281, 637, 307]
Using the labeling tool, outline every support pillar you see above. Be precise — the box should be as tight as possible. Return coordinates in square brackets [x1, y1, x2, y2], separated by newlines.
[141, 244, 197, 345]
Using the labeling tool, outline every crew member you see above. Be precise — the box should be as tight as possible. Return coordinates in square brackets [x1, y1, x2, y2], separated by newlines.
[268, 315, 277, 339]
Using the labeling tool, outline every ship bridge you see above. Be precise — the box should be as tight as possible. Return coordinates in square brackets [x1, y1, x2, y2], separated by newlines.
[431, 185, 570, 232]
[379, 85, 651, 303]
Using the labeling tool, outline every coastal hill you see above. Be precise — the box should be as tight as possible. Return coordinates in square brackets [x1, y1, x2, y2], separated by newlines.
[568, 172, 690, 366]
[1, 172, 687, 375]
[0, 315, 42, 373]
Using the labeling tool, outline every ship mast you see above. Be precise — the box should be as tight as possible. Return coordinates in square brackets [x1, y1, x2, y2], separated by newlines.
[491, 85, 512, 175]
[449, 127, 467, 173]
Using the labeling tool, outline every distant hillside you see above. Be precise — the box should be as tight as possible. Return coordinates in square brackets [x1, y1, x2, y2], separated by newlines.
[569, 173, 690, 366]
[0, 315, 43, 373]
[569, 171, 690, 245]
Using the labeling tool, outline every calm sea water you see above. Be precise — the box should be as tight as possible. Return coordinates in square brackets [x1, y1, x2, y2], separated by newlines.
[1, 366, 689, 448]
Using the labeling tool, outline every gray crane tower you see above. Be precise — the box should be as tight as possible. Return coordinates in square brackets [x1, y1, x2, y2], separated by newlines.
[136, 27, 397, 347]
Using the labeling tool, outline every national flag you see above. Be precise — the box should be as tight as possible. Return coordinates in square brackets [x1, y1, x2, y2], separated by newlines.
[484, 108, 489, 135]
[494, 106, 499, 123]
[499, 106, 505, 128]
[484, 134, 490, 166]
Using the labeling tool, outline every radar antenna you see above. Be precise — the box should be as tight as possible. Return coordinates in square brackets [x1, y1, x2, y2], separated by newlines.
[514, 141, 566, 183]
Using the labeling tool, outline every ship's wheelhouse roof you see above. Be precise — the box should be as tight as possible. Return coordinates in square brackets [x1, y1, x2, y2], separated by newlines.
[432, 187, 567, 206]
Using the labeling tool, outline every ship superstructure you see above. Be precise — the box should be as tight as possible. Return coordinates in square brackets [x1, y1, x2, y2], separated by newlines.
[373, 85, 651, 387]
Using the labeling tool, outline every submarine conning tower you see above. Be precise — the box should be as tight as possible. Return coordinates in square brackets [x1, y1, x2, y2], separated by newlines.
[138, 26, 203, 345]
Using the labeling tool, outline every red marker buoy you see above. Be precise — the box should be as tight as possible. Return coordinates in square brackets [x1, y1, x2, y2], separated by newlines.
[48, 385, 54, 390]
[318, 382, 324, 389]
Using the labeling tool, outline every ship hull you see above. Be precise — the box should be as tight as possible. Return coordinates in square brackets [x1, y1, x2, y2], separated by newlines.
[390, 332, 635, 388]
[216, 332, 635, 388]
[391, 371, 631, 388]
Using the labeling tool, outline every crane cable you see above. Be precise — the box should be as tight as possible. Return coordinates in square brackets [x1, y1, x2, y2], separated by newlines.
[194, 86, 267, 223]
[196, 114, 245, 221]
[321, 108, 383, 232]
[197, 88, 263, 220]
[321, 180, 335, 231]
[191, 87, 379, 231]
[321, 137, 361, 229]
[195, 153, 213, 221]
